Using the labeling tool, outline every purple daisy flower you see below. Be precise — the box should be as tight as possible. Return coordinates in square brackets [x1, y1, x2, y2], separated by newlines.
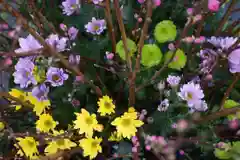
[166, 75, 181, 87]
[13, 58, 37, 88]
[46, 67, 68, 87]
[92, 0, 104, 4]
[32, 84, 49, 101]
[178, 82, 204, 107]
[68, 26, 79, 40]
[62, 0, 80, 16]
[46, 34, 68, 52]
[228, 48, 240, 73]
[15, 34, 43, 53]
[207, 37, 238, 51]
[85, 17, 106, 35]
[193, 100, 208, 112]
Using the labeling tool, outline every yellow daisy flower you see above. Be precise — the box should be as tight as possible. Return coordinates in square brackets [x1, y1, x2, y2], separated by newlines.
[97, 95, 115, 116]
[26, 93, 50, 116]
[44, 138, 77, 155]
[108, 131, 123, 142]
[36, 114, 57, 133]
[79, 137, 102, 159]
[15, 136, 39, 160]
[9, 89, 27, 111]
[0, 121, 5, 131]
[111, 108, 144, 139]
[73, 109, 100, 137]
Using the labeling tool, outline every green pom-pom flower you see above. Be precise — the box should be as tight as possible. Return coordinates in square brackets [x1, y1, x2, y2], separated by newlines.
[116, 38, 137, 60]
[154, 20, 177, 43]
[164, 49, 186, 70]
[214, 148, 232, 160]
[141, 44, 163, 67]
[224, 100, 240, 120]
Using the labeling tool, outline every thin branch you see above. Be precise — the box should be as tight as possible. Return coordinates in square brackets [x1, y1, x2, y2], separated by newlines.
[104, 0, 116, 53]
[193, 105, 240, 124]
[220, 74, 239, 110]
[113, 0, 132, 72]
[215, 0, 237, 35]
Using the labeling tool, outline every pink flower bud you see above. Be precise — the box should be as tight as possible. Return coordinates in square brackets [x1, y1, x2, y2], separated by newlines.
[138, 17, 143, 23]
[168, 43, 175, 51]
[151, 136, 157, 141]
[179, 150, 185, 155]
[106, 52, 114, 60]
[187, 8, 194, 16]
[3, 58, 12, 66]
[177, 119, 188, 132]
[194, 36, 206, 44]
[193, 14, 202, 23]
[71, 99, 80, 107]
[75, 76, 84, 83]
[8, 30, 16, 38]
[208, 0, 220, 12]
[60, 23, 67, 31]
[153, 0, 161, 6]
[145, 145, 151, 151]
[132, 136, 138, 143]
[171, 123, 177, 129]
[182, 36, 195, 43]
[229, 119, 238, 130]
[138, 0, 145, 4]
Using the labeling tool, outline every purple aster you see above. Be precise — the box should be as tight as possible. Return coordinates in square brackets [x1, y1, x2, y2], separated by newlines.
[13, 58, 37, 88]
[207, 37, 238, 51]
[178, 82, 204, 107]
[228, 48, 240, 73]
[192, 100, 208, 112]
[32, 84, 49, 101]
[68, 26, 79, 40]
[46, 34, 68, 52]
[62, 0, 80, 16]
[166, 75, 181, 87]
[92, 0, 104, 4]
[85, 17, 106, 35]
[15, 34, 43, 53]
[46, 67, 68, 87]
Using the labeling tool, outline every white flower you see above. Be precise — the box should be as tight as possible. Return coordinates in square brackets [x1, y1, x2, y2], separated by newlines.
[157, 81, 165, 91]
[178, 82, 204, 107]
[157, 99, 169, 112]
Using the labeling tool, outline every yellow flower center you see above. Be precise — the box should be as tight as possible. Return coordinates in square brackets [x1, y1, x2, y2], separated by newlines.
[121, 118, 131, 127]
[85, 117, 93, 125]
[56, 139, 65, 146]
[27, 140, 35, 147]
[26, 71, 30, 77]
[104, 102, 111, 109]
[187, 92, 193, 100]
[52, 74, 60, 82]
[91, 141, 98, 148]
[71, 4, 78, 9]
[44, 120, 53, 128]
[94, 25, 100, 31]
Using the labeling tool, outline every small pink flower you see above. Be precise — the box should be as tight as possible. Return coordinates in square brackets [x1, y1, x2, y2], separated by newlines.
[208, 0, 220, 12]
[229, 119, 238, 130]
[3, 58, 12, 66]
[106, 52, 114, 60]
[153, 0, 161, 6]
[145, 145, 151, 151]
[75, 75, 84, 83]
[182, 36, 195, 43]
[187, 8, 194, 16]
[179, 150, 185, 155]
[132, 136, 138, 143]
[8, 30, 16, 38]
[138, 17, 143, 23]
[151, 136, 157, 141]
[177, 119, 189, 132]
[138, 0, 145, 4]
[194, 36, 206, 44]
[168, 43, 175, 51]
[193, 14, 202, 23]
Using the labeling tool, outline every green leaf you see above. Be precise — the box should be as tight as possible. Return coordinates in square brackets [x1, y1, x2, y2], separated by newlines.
[116, 38, 137, 60]
[141, 44, 163, 67]
[232, 141, 240, 154]
[224, 100, 240, 120]
[164, 49, 186, 70]
[154, 20, 177, 43]
[214, 148, 232, 159]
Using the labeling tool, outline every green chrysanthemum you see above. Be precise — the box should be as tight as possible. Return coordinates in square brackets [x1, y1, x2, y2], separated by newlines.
[164, 49, 186, 70]
[224, 100, 240, 120]
[33, 66, 46, 84]
[141, 44, 163, 67]
[116, 38, 137, 60]
[214, 148, 231, 160]
[154, 20, 177, 43]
